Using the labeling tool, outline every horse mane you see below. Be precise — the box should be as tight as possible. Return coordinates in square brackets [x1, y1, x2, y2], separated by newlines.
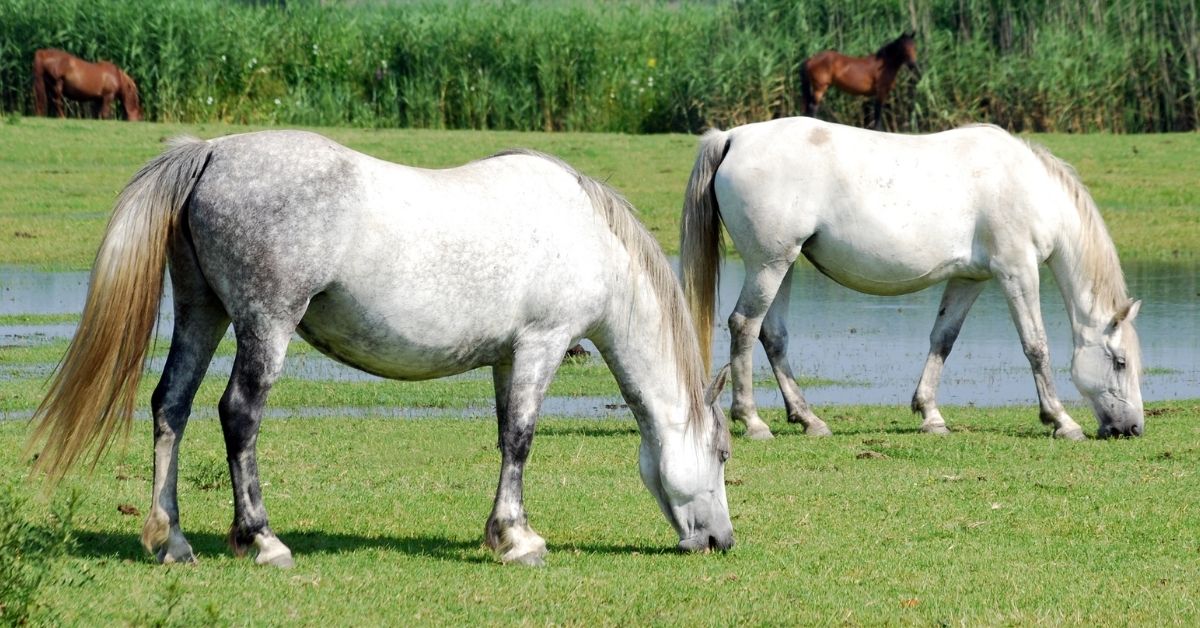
[1018, 137, 1130, 315]
[875, 32, 913, 61]
[490, 149, 713, 435]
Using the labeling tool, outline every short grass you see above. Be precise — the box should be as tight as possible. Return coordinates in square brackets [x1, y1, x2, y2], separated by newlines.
[2, 404, 1198, 625]
[1, 118, 1198, 269]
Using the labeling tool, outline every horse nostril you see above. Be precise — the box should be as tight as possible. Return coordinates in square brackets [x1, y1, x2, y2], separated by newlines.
[1131, 424, 1143, 437]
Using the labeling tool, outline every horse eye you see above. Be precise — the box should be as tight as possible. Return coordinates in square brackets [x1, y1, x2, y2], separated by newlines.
[719, 449, 731, 462]
[1114, 355, 1127, 370]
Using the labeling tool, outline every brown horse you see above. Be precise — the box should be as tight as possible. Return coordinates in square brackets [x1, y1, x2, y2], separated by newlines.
[32, 49, 142, 121]
[800, 32, 921, 131]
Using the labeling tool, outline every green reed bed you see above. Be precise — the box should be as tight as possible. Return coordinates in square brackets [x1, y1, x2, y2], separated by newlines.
[1, 0, 1197, 133]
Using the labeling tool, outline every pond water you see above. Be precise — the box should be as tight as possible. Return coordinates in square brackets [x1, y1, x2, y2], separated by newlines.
[3, 260, 1198, 417]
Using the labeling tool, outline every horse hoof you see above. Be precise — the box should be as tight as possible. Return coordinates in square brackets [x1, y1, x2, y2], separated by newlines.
[253, 534, 295, 568]
[744, 427, 774, 440]
[256, 550, 295, 569]
[1054, 426, 1086, 441]
[506, 552, 547, 567]
[805, 422, 833, 437]
[157, 548, 197, 565]
[921, 423, 951, 436]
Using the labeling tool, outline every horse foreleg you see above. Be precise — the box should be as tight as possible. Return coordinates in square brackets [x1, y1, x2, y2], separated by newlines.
[143, 296, 229, 564]
[219, 322, 296, 567]
[996, 267, 1084, 440]
[52, 80, 66, 118]
[872, 98, 884, 131]
[911, 278, 986, 435]
[759, 266, 830, 436]
[486, 340, 564, 566]
[99, 95, 113, 120]
[728, 260, 794, 439]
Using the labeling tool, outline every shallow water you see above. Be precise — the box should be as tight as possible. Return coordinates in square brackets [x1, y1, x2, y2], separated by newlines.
[2, 261, 1197, 418]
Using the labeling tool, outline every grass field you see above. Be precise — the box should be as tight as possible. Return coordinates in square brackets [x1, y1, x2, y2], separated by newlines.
[2, 406, 1199, 625]
[2, 119, 1199, 624]
[1, 117, 1199, 269]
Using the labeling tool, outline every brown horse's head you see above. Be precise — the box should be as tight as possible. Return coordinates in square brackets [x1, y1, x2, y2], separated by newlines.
[881, 32, 922, 79]
[119, 71, 142, 121]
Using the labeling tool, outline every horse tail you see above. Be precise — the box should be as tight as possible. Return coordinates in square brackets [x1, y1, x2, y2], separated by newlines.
[680, 128, 732, 373]
[799, 57, 812, 115]
[32, 52, 47, 116]
[26, 137, 212, 485]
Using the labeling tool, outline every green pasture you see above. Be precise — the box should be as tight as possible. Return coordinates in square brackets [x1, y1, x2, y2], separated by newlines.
[1, 118, 1199, 269]
[2, 405, 1199, 625]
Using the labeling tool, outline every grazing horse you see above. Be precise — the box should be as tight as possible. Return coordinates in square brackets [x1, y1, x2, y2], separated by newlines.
[32, 48, 142, 121]
[681, 117, 1144, 441]
[27, 131, 734, 567]
[800, 32, 921, 130]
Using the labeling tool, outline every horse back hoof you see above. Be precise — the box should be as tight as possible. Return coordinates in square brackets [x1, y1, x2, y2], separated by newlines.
[256, 552, 296, 569]
[805, 422, 833, 437]
[156, 549, 198, 565]
[921, 423, 951, 436]
[1054, 426, 1086, 441]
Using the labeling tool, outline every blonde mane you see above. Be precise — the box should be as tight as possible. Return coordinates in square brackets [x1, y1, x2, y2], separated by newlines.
[1021, 138, 1129, 314]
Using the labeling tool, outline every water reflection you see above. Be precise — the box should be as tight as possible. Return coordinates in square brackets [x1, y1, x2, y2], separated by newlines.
[3, 261, 1198, 413]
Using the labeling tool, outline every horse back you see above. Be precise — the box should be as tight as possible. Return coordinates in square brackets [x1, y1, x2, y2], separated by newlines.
[183, 131, 614, 377]
[717, 118, 1061, 292]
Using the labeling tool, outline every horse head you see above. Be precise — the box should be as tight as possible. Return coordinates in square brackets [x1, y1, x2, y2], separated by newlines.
[897, 32, 923, 79]
[120, 72, 142, 121]
[1071, 300, 1145, 438]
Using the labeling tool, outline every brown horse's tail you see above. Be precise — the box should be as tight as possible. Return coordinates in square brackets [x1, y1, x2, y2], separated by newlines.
[798, 57, 813, 116]
[680, 128, 731, 373]
[26, 137, 212, 485]
[32, 53, 48, 116]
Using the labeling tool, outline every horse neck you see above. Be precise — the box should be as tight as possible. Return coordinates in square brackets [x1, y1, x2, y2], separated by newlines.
[594, 270, 705, 436]
[1047, 206, 1128, 338]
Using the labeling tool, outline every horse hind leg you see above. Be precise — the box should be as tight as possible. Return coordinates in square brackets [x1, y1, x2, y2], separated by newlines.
[143, 259, 231, 564]
[485, 336, 567, 566]
[911, 278, 986, 435]
[759, 266, 830, 436]
[728, 259, 796, 439]
[220, 316, 299, 567]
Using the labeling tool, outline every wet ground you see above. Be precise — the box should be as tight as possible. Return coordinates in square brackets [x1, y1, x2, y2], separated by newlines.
[3, 260, 1197, 419]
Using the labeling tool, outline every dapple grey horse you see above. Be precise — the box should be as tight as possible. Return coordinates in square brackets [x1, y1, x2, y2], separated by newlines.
[29, 131, 734, 567]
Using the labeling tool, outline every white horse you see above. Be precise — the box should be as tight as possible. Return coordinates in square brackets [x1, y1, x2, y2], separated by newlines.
[27, 131, 734, 567]
[681, 117, 1144, 440]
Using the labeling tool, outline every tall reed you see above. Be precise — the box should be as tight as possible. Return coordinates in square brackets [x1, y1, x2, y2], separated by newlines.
[1, 0, 1195, 133]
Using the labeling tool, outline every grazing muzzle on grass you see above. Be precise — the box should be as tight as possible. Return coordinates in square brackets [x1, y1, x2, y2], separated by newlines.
[1072, 300, 1144, 438]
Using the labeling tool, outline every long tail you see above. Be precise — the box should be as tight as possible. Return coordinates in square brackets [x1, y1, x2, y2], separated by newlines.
[32, 55, 47, 116]
[799, 57, 812, 115]
[26, 137, 212, 484]
[679, 128, 731, 373]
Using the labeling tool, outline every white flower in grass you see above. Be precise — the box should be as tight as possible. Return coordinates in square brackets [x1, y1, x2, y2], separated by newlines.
[274, 98, 282, 106]
[206, 96, 214, 106]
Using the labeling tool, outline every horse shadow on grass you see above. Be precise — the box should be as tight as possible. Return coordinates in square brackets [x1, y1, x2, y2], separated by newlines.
[71, 529, 671, 564]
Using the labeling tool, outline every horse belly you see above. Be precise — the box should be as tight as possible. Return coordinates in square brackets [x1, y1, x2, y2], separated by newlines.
[295, 290, 507, 380]
[803, 217, 986, 295]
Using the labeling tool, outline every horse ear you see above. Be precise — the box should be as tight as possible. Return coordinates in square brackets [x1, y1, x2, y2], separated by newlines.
[1113, 300, 1142, 326]
[704, 364, 731, 406]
